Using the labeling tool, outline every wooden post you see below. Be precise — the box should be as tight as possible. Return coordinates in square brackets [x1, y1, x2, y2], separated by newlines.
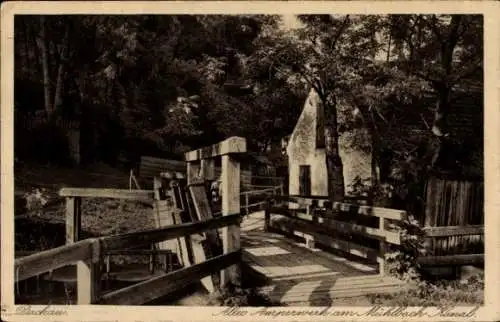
[77, 239, 101, 304]
[153, 177, 177, 259]
[66, 196, 82, 244]
[264, 208, 270, 231]
[201, 158, 215, 181]
[104, 255, 111, 288]
[378, 217, 387, 276]
[187, 161, 201, 184]
[245, 193, 249, 216]
[149, 244, 155, 273]
[220, 154, 241, 287]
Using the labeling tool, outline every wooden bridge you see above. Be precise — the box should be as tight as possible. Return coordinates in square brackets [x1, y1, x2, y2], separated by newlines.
[14, 137, 483, 306]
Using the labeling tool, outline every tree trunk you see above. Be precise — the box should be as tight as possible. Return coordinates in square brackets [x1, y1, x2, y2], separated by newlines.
[39, 16, 52, 118]
[430, 16, 462, 170]
[369, 126, 379, 201]
[53, 22, 70, 112]
[323, 100, 344, 202]
[29, 19, 43, 80]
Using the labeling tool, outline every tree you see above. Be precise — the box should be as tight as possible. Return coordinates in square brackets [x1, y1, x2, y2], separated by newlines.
[251, 15, 383, 201]
[387, 14, 483, 170]
[15, 15, 303, 165]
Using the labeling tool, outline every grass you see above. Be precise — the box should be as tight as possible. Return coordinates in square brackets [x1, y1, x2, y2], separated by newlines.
[15, 162, 155, 268]
[368, 274, 484, 306]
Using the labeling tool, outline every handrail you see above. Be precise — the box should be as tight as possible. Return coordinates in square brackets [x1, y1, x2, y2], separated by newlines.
[185, 136, 246, 161]
[100, 213, 241, 250]
[59, 187, 154, 201]
[100, 251, 241, 305]
[267, 206, 401, 245]
[271, 195, 407, 221]
[14, 215, 240, 280]
[15, 239, 96, 282]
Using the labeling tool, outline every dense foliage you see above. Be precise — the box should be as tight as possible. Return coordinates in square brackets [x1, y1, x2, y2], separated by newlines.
[15, 15, 305, 165]
[15, 14, 483, 201]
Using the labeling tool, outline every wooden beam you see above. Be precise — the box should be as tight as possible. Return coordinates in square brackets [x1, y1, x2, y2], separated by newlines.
[99, 251, 240, 305]
[188, 184, 222, 291]
[220, 154, 242, 287]
[201, 158, 216, 181]
[185, 136, 246, 161]
[77, 239, 102, 304]
[423, 225, 484, 237]
[59, 188, 154, 201]
[65, 196, 82, 243]
[378, 217, 387, 276]
[100, 214, 241, 251]
[187, 161, 200, 185]
[274, 196, 407, 221]
[15, 239, 94, 281]
[269, 218, 379, 262]
[418, 254, 484, 266]
[103, 249, 173, 256]
[306, 214, 400, 245]
[268, 206, 401, 245]
[332, 202, 407, 221]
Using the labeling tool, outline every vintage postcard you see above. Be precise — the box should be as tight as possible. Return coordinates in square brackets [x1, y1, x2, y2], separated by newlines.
[1, 1, 499, 321]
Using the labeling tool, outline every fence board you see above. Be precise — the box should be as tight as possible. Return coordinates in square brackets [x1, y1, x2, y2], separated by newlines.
[59, 188, 154, 201]
[99, 251, 240, 305]
[269, 216, 379, 262]
[423, 225, 484, 237]
[418, 254, 484, 266]
[101, 214, 240, 251]
[15, 239, 94, 281]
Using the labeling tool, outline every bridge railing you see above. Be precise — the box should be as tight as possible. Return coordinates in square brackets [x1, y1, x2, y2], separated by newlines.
[264, 195, 407, 276]
[14, 214, 242, 305]
[239, 184, 283, 216]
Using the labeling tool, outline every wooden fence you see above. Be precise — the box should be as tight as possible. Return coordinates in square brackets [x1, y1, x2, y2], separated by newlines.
[423, 177, 484, 263]
[424, 177, 483, 227]
[420, 225, 484, 266]
[138, 156, 285, 190]
[240, 184, 284, 216]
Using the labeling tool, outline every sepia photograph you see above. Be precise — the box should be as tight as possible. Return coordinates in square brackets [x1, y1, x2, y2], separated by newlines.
[1, 1, 498, 321]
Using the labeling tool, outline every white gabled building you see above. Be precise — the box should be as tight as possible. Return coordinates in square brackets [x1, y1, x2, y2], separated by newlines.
[286, 88, 374, 197]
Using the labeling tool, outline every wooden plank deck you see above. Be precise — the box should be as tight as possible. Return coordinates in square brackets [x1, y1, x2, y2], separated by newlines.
[241, 211, 407, 305]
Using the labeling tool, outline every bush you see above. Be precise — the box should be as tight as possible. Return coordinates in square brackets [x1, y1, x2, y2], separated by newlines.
[385, 214, 428, 282]
[348, 176, 428, 281]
